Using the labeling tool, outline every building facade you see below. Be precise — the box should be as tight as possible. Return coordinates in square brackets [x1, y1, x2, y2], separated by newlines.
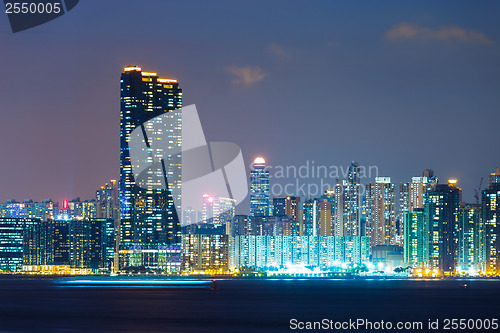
[365, 177, 396, 247]
[182, 234, 229, 273]
[457, 204, 483, 274]
[229, 235, 370, 271]
[119, 66, 182, 257]
[403, 209, 427, 268]
[0, 218, 26, 271]
[482, 182, 500, 275]
[424, 180, 461, 274]
[250, 157, 270, 217]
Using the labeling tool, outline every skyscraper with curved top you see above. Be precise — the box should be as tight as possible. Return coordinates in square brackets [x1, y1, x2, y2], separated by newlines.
[119, 66, 182, 249]
[250, 157, 270, 217]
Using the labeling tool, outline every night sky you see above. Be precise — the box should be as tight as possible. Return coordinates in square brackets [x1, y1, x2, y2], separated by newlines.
[1, 1, 499, 213]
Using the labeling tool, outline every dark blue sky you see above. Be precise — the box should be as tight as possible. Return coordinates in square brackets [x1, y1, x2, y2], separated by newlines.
[0, 0, 499, 209]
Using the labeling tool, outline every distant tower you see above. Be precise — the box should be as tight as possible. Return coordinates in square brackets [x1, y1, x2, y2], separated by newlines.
[202, 195, 236, 228]
[250, 157, 270, 217]
[273, 196, 300, 235]
[336, 162, 362, 237]
[422, 169, 434, 179]
[301, 198, 320, 236]
[272, 196, 300, 220]
[319, 199, 332, 236]
[488, 168, 500, 186]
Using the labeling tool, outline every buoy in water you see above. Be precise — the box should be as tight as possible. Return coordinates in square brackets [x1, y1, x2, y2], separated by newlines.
[210, 280, 218, 291]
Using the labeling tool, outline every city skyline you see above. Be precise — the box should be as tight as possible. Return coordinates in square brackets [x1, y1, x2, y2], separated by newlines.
[2, 3, 500, 332]
[1, 1, 499, 209]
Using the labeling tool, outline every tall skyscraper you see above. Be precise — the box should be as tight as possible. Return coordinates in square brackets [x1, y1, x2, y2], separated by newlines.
[301, 198, 320, 236]
[333, 162, 362, 237]
[482, 178, 500, 275]
[96, 180, 120, 221]
[457, 203, 483, 274]
[319, 199, 332, 236]
[424, 179, 461, 274]
[119, 66, 182, 250]
[250, 157, 270, 217]
[345, 162, 361, 236]
[333, 180, 345, 237]
[403, 208, 426, 268]
[365, 177, 396, 247]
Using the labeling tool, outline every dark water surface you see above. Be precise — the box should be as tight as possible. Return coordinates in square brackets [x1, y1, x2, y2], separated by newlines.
[1, 277, 499, 332]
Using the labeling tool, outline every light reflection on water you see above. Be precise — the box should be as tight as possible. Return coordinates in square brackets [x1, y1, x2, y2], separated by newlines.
[1, 278, 500, 332]
[54, 278, 215, 288]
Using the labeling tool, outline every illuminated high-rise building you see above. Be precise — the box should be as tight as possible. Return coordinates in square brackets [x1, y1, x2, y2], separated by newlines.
[0, 218, 25, 271]
[365, 177, 396, 247]
[201, 195, 236, 228]
[321, 190, 335, 215]
[181, 234, 229, 273]
[228, 215, 252, 237]
[482, 179, 500, 275]
[333, 162, 362, 237]
[300, 198, 320, 236]
[250, 157, 270, 217]
[67, 198, 97, 220]
[424, 179, 461, 274]
[345, 162, 361, 236]
[319, 191, 336, 236]
[272, 196, 299, 220]
[403, 208, 426, 268]
[399, 172, 438, 245]
[0, 200, 58, 221]
[488, 168, 500, 186]
[457, 203, 483, 275]
[119, 66, 182, 250]
[333, 180, 345, 237]
[399, 173, 438, 224]
[96, 180, 120, 221]
[272, 196, 300, 234]
[319, 199, 332, 236]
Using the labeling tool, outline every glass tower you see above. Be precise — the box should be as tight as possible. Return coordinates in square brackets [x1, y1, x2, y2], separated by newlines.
[119, 66, 182, 248]
[250, 157, 270, 217]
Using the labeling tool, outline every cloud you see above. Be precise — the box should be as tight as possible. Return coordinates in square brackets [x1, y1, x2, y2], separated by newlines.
[268, 43, 291, 58]
[386, 22, 493, 45]
[226, 65, 269, 86]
